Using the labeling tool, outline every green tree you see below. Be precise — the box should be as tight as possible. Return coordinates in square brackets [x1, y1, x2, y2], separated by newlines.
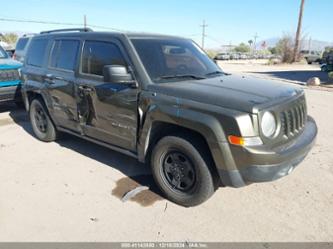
[268, 47, 278, 55]
[275, 35, 294, 63]
[234, 43, 251, 53]
[1, 33, 18, 45]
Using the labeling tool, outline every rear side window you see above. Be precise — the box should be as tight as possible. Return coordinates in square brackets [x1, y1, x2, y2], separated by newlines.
[50, 40, 80, 71]
[16, 38, 29, 51]
[81, 41, 126, 76]
[27, 39, 48, 67]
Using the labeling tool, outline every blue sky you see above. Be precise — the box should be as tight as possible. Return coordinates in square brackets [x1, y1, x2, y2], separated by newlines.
[0, 0, 331, 48]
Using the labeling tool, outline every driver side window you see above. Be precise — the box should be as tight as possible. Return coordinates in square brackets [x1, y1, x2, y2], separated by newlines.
[81, 41, 126, 76]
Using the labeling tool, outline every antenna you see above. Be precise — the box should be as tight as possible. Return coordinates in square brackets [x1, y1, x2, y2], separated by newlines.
[84, 15, 87, 29]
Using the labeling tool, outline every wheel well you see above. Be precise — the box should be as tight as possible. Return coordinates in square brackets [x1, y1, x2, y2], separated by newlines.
[26, 91, 43, 109]
[26, 91, 58, 130]
[146, 122, 219, 181]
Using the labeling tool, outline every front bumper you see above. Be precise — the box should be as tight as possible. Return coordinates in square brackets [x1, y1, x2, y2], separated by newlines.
[0, 83, 21, 102]
[218, 116, 317, 187]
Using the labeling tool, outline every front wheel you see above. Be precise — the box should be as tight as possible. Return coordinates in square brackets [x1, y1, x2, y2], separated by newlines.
[29, 98, 58, 142]
[151, 135, 216, 207]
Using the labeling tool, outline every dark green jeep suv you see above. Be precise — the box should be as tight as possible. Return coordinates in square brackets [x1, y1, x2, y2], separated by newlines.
[21, 28, 317, 207]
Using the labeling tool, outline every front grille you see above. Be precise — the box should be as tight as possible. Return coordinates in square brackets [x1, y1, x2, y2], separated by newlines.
[0, 69, 20, 82]
[280, 101, 307, 138]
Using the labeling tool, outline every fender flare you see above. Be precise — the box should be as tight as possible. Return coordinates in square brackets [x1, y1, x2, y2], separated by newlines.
[137, 104, 229, 164]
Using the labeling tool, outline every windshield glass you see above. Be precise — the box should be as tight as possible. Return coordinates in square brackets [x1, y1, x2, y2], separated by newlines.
[131, 38, 222, 83]
[0, 46, 8, 59]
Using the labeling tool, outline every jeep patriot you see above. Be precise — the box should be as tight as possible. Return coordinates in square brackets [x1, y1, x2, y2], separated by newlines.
[21, 28, 317, 206]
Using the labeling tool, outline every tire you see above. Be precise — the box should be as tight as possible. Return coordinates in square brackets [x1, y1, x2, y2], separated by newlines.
[151, 135, 216, 207]
[29, 98, 58, 142]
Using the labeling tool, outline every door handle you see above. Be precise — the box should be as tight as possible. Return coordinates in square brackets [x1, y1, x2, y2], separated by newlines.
[78, 85, 93, 93]
[44, 74, 64, 84]
[44, 74, 55, 84]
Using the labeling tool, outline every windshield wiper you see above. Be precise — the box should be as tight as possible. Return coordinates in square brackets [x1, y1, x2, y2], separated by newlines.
[157, 74, 206, 80]
[205, 71, 225, 77]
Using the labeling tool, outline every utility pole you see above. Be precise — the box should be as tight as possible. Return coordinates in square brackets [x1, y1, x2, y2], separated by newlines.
[293, 0, 305, 62]
[83, 14, 87, 29]
[253, 33, 259, 54]
[200, 20, 208, 49]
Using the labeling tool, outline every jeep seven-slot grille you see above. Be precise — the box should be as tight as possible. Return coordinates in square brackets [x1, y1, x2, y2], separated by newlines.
[280, 101, 307, 138]
[0, 69, 20, 82]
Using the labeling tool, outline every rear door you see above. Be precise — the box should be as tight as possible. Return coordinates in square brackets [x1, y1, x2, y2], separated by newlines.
[46, 38, 80, 131]
[76, 39, 139, 151]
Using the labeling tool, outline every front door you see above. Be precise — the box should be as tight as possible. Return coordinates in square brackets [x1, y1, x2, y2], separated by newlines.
[76, 39, 138, 151]
[46, 38, 80, 131]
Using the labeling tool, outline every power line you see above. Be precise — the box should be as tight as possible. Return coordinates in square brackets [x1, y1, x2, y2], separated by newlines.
[205, 35, 223, 45]
[0, 17, 126, 32]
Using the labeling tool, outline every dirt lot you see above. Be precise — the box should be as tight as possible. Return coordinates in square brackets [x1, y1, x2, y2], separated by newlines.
[219, 60, 331, 86]
[0, 62, 333, 242]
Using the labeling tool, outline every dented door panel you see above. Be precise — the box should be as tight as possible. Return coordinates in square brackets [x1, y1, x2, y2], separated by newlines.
[47, 71, 79, 131]
[76, 78, 138, 151]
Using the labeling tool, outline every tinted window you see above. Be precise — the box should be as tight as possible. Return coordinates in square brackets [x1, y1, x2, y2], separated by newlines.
[131, 39, 220, 82]
[0, 46, 8, 59]
[50, 40, 79, 71]
[81, 41, 126, 76]
[27, 39, 48, 67]
[16, 38, 29, 51]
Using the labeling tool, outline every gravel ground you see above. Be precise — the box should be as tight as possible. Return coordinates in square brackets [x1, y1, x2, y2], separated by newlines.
[0, 62, 332, 241]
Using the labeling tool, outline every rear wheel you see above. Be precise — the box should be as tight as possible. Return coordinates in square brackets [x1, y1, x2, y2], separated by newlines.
[151, 135, 216, 207]
[29, 98, 58, 142]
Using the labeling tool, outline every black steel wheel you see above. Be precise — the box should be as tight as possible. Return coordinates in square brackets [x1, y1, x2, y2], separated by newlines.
[151, 135, 217, 207]
[162, 151, 196, 193]
[29, 98, 58, 142]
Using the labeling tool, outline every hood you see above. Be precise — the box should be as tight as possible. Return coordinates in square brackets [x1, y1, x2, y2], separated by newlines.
[0, 58, 22, 70]
[148, 74, 302, 113]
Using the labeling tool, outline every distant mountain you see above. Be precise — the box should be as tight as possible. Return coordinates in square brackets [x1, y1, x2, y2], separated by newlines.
[259, 37, 333, 51]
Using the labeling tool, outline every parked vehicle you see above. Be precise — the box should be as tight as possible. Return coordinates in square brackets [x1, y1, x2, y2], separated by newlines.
[320, 63, 333, 72]
[0, 45, 22, 104]
[6, 49, 15, 58]
[239, 53, 248, 60]
[300, 50, 322, 64]
[214, 53, 230, 60]
[21, 28, 317, 207]
[13, 34, 35, 63]
[230, 53, 240, 60]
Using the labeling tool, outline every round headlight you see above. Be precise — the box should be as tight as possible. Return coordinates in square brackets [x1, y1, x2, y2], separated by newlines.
[261, 111, 276, 138]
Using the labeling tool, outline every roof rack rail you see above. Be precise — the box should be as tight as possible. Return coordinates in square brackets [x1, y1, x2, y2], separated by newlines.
[40, 28, 93, 34]
[22, 33, 37, 37]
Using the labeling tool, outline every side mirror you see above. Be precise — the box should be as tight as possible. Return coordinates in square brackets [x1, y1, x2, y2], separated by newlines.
[103, 65, 135, 85]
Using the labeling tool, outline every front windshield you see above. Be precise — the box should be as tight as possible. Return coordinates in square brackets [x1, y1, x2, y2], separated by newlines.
[0, 46, 8, 59]
[131, 38, 222, 83]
